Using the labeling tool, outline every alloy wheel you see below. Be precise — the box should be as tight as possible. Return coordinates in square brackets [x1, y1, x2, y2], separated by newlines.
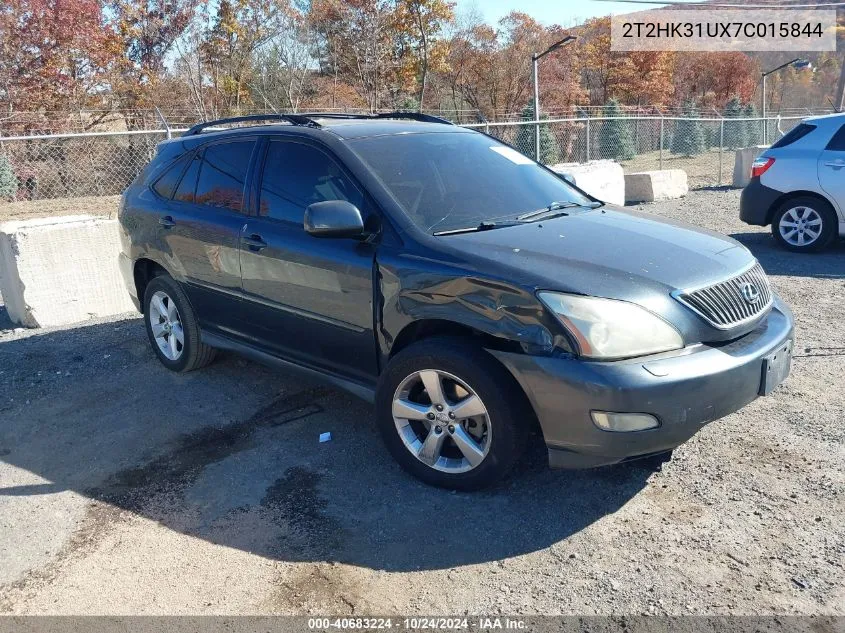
[148, 290, 184, 361]
[779, 206, 823, 247]
[392, 369, 491, 474]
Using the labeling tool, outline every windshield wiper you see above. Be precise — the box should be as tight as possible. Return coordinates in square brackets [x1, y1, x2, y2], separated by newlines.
[516, 200, 600, 222]
[433, 220, 523, 236]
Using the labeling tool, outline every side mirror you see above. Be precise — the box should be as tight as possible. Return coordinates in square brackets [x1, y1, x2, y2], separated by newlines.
[304, 200, 365, 238]
[559, 172, 576, 185]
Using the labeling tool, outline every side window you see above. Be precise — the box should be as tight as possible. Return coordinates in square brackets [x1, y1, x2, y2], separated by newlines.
[152, 153, 191, 199]
[174, 154, 200, 203]
[825, 124, 845, 151]
[770, 123, 816, 149]
[258, 140, 364, 224]
[194, 140, 256, 212]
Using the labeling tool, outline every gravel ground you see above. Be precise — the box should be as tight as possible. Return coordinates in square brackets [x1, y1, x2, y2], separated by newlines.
[0, 189, 843, 616]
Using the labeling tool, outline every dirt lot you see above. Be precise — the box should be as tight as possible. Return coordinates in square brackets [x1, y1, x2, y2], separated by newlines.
[0, 196, 119, 223]
[0, 189, 843, 616]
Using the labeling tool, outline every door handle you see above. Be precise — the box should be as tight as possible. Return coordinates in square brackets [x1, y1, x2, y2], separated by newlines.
[824, 161, 845, 169]
[242, 234, 267, 251]
[158, 216, 175, 228]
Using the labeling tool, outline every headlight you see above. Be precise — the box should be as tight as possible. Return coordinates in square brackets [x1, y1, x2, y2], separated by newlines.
[538, 292, 683, 360]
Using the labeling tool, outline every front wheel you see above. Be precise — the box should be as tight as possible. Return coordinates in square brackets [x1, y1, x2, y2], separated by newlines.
[375, 338, 529, 491]
[771, 197, 837, 253]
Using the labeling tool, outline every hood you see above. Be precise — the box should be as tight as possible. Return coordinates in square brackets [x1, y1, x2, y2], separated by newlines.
[444, 206, 755, 302]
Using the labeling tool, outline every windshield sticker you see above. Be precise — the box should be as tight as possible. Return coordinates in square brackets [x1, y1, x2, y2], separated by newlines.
[490, 146, 534, 165]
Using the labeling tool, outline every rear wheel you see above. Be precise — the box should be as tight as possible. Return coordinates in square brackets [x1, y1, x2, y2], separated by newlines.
[143, 274, 217, 372]
[771, 197, 837, 253]
[376, 338, 528, 490]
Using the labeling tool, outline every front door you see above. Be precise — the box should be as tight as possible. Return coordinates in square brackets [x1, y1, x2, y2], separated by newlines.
[818, 122, 845, 224]
[239, 138, 377, 382]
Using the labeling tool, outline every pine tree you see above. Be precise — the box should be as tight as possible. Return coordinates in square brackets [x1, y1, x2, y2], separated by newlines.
[723, 97, 748, 149]
[514, 102, 560, 164]
[671, 99, 706, 157]
[743, 103, 761, 146]
[0, 154, 16, 201]
[598, 98, 635, 161]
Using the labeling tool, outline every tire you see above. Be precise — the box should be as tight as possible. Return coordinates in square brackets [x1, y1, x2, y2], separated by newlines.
[375, 337, 529, 491]
[143, 274, 217, 372]
[771, 196, 837, 253]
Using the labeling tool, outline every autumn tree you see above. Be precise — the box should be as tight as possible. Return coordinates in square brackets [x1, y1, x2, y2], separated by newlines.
[311, 0, 397, 111]
[673, 52, 757, 111]
[108, 0, 206, 125]
[443, 12, 573, 121]
[250, 6, 316, 113]
[394, 0, 454, 109]
[0, 0, 113, 130]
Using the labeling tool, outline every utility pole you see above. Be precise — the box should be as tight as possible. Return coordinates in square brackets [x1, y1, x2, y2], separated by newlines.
[835, 57, 845, 112]
[761, 59, 811, 144]
[531, 35, 576, 162]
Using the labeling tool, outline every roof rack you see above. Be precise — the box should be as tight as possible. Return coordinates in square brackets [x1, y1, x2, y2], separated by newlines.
[183, 114, 319, 136]
[302, 111, 454, 126]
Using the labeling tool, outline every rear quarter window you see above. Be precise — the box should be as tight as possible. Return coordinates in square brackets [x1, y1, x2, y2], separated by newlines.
[152, 153, 191, 199]
[824, 124, 845, 151]
[771, 123, 816, 149]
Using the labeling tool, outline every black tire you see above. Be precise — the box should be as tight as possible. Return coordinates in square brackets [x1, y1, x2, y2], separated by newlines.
[143, 274, 217, 372]
[771, 196, 837, 253]
[375, 337, 530, 491]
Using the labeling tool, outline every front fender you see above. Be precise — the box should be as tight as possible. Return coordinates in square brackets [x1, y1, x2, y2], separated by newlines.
[375, 253, 574, 363]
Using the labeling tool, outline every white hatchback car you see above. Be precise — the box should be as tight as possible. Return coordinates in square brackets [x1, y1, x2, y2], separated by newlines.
[740, 112, 845, 252]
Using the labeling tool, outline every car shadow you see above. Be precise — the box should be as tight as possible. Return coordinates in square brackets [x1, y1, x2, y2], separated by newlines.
[729, 231, 845, 279]
[0, 319, 652, 573]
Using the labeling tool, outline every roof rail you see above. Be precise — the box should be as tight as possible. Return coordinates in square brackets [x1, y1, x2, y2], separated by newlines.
[183, 114, 319, 136]
[302, 111, 454, 126]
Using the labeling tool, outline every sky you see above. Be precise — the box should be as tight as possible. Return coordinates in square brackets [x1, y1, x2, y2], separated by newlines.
[453, 0, 685, 27]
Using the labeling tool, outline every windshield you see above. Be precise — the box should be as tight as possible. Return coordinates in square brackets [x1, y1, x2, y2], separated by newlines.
[349, 132, 595, 234]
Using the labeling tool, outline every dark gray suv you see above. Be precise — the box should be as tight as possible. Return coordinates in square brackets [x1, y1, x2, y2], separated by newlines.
[118, 113, 794, 490]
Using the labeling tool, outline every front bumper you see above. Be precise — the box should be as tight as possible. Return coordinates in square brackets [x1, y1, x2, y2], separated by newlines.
[740, 178, 782, 226]
[490, 299, 794, 469]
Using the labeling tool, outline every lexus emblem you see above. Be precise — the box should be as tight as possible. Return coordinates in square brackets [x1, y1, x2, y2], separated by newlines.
[741, 282, 761, 305]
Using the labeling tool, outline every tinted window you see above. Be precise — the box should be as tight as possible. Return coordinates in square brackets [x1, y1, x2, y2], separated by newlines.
[771, 123, 816, 149]
[152, 154, 191, 199]
[825, 124, 845, 151]
[174, 155, 200, 203]
[194, 140, 255, 212]
[350, 132, 593, 234]
[259, 140, 363, 223]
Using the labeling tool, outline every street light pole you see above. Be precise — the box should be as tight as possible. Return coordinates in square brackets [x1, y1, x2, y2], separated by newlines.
[761, 58, 811, 144]
[532, 35, 576, 162]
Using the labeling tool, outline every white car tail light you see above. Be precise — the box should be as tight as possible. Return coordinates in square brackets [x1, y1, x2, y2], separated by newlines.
[751, 157, 775, 179]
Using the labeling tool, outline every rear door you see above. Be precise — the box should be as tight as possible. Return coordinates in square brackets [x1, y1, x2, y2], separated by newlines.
[818, 123, 845, 217]
[238, 137, 377, 382]
[154, 138, 257, 335]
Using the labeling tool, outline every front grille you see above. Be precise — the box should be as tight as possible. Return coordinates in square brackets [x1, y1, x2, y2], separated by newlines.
[675, 263, 773, 329]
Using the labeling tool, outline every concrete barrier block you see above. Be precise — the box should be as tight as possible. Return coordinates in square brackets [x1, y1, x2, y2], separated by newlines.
[733, 145, 769, 188]
[0, 215, 135, 328]
[550, 160, 626, 207]
[625, 169, 688, 203]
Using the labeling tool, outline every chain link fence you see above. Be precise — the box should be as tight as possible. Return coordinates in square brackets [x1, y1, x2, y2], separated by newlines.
[468, 115, 804, 189]
[0, 115, 809, 208]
